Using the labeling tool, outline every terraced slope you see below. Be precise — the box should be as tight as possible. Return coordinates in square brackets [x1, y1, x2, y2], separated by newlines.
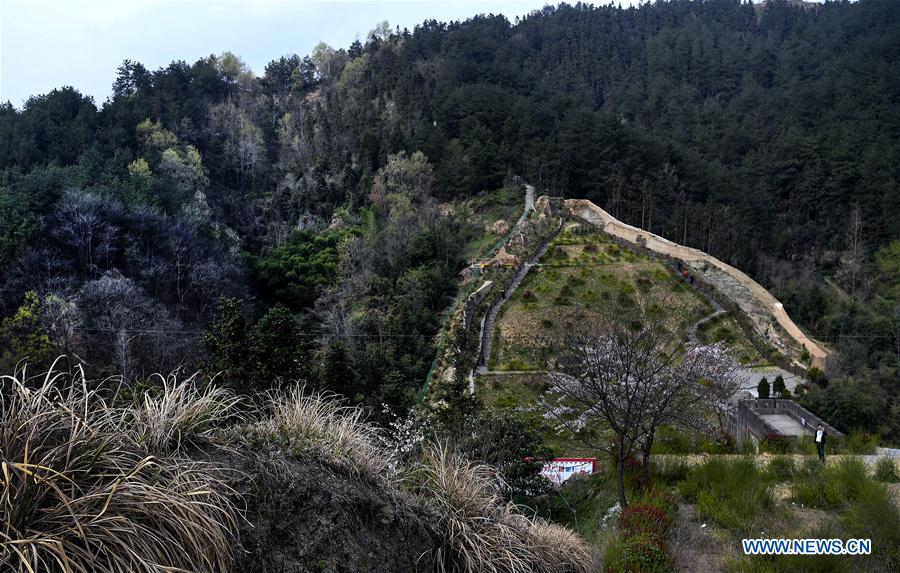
[487, 221, 725, 373]
[567, 199, 829, 369]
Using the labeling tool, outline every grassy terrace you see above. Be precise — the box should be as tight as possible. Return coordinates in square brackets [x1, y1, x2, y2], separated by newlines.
[477, 221, 770, 457]
[697, 313, 766, 366]
[488, 222, 717, 372]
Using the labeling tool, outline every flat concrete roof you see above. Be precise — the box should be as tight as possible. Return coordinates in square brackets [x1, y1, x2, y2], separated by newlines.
[759, 413, 813, 437]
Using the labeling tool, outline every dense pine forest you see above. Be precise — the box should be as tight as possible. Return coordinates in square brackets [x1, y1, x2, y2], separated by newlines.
[1, 0, 898, 435]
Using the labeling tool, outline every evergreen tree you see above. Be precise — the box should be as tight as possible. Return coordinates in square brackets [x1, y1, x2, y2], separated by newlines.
[758, 377, 771, 399]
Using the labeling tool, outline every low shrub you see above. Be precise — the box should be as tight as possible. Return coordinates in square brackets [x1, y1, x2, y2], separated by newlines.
[736, 439, 758, 455]
[759, 433, 790, 454]
[652, 425, 696, 454]
[845, 430, 879, 454]
[766, 456, 795, 481]
[702, 435, 736, 455]
[873, 456, 900, 482]
[606, 487, 678, 572]
[730, 522, 859, 573]
[678, 457, 774, 532]
[796, 456, 822, 478]
[500, 359, 531, 371]
[791, 457, 868, 509]
[806, 366, 825, 385]
[602, 537, 627, 573]
[795, 437, 818, 456]
[526, 471, 617, 543]
[650, 457, 690, 484]
[603, 531, 673, 573]
[622, 533, 672, 573]
[842, 480, 900, 570]
[618, 503, 672, 541]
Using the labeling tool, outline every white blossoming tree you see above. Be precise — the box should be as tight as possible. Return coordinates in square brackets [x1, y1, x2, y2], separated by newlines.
[543, 298, 740, 508]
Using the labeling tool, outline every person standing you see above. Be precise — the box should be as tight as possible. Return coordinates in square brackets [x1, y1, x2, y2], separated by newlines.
[815, 423, 827, 464]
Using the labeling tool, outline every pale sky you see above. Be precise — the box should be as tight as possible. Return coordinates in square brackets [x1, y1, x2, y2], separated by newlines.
[0, 0, 826, 109]
[0, 0, 619, 108]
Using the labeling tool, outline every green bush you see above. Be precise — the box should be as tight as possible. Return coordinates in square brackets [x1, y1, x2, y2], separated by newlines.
[791, 458, 868, 509]
[766, 456, 795, 481]
[758, 377, 770, 399]
[806, 366, 825, 385]
[636, 276, 653, 293]
[873, 457, 899, 483]
[622, 533, 672, 573]
[796, 456, 822, 478]
[726, 534, 851, 573]
[736, 439, 758, 455]
[652, 425, 696, 454]
[795, 437, 818, 456]
[726, 555, 850, 573]
[604, 486, 677, 573]
[759, 433, 791, 454]
[500, 359, 531, 371]
[678, 457, 774, 532]
[714, 325, 737, 344]
[842, 480, 900, 570]
[845, 430, 879, 454]
[568, 275, 585, 287]
[602, 537, 627, 572]
[618, 503, 672, 541]
[650, 457, 689, 485]
[701, 434, 736, 455]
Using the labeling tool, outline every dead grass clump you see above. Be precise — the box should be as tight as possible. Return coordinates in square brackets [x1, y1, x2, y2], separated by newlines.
[126, 372, 245, 456]
[418, 444, 591, 573]
[250, 385, 396, 479]
[527, 520, 593, 571]
[0, 366, 240, 573]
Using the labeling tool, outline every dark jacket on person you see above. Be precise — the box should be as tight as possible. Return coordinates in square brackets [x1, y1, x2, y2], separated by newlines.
[814, 427, 827, 445]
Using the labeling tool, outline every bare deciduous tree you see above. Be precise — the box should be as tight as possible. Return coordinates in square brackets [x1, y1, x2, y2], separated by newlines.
[53, 190, 118, 279]
[77, 271, 191, 380]
[543, 298, 739, 508]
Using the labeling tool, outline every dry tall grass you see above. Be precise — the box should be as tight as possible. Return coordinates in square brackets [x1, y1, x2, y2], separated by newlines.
[2, 364, 593, 573]
[126, 372, 244, 455]
[0, 366, 240, 573]
[248, 385, 396, 479]
[419, 444, 592, 573]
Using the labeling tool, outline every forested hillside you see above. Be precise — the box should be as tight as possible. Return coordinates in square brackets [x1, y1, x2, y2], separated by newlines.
[1, 0, 898, 428]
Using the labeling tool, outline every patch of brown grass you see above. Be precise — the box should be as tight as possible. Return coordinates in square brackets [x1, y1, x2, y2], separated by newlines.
[126, 372, 245, 456]
[0, 365, 240, 573]
[246, 385, 397, 479]
[418, 443, 592, 573]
